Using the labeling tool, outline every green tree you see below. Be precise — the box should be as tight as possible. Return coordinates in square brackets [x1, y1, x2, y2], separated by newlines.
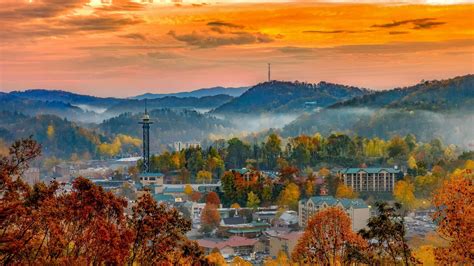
[246, 192, 261, 210]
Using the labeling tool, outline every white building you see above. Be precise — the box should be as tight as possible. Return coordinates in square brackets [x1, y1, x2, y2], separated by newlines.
[298, 196, 370, 231]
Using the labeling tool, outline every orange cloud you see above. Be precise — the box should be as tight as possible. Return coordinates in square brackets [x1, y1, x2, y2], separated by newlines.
[0, 2, 472, 96]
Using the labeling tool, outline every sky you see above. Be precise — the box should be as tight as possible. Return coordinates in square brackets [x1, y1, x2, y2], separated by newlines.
[0, 0, 473, 97]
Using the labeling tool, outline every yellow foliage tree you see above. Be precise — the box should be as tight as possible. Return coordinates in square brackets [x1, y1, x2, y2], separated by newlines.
[230, 203, 241, 209]
[197, 170, 212, 184]
[318, 167, 330, 177]
[47, 125, 55, 140]
[413, 245, 435, 265]
[206, 251, 227, 266]
[465, 160, 474, 170]
[184, 184, 193, 196]
[278, 183, 300, 210]
[407, 155, 417, 169]
[335, 184, 358, 199]
[393, 180, 416, 210]
[232, 256, 252, 266]
[264, 251, 293, 266]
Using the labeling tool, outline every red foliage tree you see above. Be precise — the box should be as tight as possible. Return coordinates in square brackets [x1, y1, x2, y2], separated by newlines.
[129, 193, 206, 265]
[292, 207, 367, 265]
[0, 138, 207, 265]
[206, 191, 221, 206]
[191, 191, 202, 202]
[200, 204, 221, 234]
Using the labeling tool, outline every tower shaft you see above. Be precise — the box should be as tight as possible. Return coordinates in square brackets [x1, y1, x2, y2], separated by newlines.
[141, 122, 150, 173]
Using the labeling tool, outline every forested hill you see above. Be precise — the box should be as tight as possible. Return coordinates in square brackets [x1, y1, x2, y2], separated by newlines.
[211, 80, 369, 114]
[0, 111, 104, 158]
[98, 109, 232, 150]
[282, 75, 474, 147]
[9, 89, 123, 108]
[331, 75, 474, 111]
[104, 94, 234, 115]
[0, 93, 98, 121]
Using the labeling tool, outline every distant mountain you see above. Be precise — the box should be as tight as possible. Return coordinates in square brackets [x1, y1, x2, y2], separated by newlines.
[132, 86, 249, 99]
[105, 94, 234, 115]
[211, 81, 369, 114]
[282, 75, 474, 146]
[0, 93, 98, 121]
[10, 89, 123, 108]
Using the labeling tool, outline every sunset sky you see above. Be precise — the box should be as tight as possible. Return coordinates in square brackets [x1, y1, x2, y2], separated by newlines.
[0, 0, 473, 97]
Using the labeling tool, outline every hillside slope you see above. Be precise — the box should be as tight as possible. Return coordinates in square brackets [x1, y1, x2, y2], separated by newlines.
[212, 81, 369, 114]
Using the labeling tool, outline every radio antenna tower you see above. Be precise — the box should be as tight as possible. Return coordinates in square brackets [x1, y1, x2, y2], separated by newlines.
[268, 63, 271, 82]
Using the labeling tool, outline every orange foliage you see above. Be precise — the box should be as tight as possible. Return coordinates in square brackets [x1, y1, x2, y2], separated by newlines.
[432, 170, 474, 264]
[206, 191, 221, 206]
[292, 207, 366, 265]
[0, 138, 206, 264]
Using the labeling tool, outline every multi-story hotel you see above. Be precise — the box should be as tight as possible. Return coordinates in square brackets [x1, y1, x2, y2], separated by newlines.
[338, 167, 402, 193]
[298, 196, 370, 231]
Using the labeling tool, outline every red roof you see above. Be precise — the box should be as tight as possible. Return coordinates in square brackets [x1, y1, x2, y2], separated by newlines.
[273, 231, 303, 241]
[198, 236, 258, 249]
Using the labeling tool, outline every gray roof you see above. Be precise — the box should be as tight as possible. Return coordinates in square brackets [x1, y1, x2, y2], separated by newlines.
[223, 216, 246, 225]
[139, 172, 164, 177]
[307, 196, 368, 209]
[339, 168, 401, 174]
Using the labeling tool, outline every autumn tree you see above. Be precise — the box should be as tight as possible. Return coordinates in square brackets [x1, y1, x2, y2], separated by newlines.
[129, 193, 206, 265]
[206, 251, 227, 266]
[232, 256, 252, 266]
[230, 203, 241, 209]
[206, 191, 221, 206]
[0, 137, 209, 265]
[358, 202, 412, 265]
[393, 180, 416, 210]
[246, 191, 261, 210]
[191, 191, 202, 202]
[200, 204, 221, 235]
[292, 207, 366, 265]
[431, 170, 473, 264]
[184, 184, 193, 197]
[264, 251, 292, 266]
[335, 184, 358, 199]
[197, 170, 212, 183]
[278, 182, 300, 211]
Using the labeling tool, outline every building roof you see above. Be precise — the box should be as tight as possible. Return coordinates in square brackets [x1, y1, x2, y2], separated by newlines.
[339, 167, 401, 174]
[198, 236, 258, 249]
[153, 194, 175, 203]
[230, 168, 250, 175]
[92, 180, 126, 189]
[139, 172, 164, 177]
[163, 187, 185, 193]
[307, 196, 368, 209]
[270, 231, 303, 241]
[228, 228, 264, 234]
[223, 216, 246, 225]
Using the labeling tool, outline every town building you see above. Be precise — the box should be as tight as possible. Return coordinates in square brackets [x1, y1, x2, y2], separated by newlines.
[298, 196, 370, 231]
[219, 216, 271, 238]
[172, 141, 200, 152]
[267, 231, 303, 259]
[338, 167, 403, 192]
[197, 236, 264, 257]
